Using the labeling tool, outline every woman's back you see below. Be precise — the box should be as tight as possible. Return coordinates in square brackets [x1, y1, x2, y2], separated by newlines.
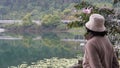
[83, 36, 119, 68]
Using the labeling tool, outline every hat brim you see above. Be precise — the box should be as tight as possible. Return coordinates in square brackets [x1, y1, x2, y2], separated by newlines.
[85, 21, 106, 32]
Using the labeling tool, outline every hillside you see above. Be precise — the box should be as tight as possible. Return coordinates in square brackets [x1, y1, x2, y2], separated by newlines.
[0, 0, 113, 20]
[0, 0, 79, 20]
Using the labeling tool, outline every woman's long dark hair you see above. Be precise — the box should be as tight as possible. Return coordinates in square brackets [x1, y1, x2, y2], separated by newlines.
[85, 27, 108, 37]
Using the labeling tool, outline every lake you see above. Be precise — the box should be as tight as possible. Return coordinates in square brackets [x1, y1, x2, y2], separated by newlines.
[0, 27, 84, 68]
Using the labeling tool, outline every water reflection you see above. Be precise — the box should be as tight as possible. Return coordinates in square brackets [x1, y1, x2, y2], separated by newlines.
[0, 30, 84, 68]
[0, 36, 22, 40]
[0, 35, 42, 40]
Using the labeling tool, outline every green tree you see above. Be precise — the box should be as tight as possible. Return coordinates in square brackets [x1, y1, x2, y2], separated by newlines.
[22, 13, 33, 26]
[41, 13, 61, 29]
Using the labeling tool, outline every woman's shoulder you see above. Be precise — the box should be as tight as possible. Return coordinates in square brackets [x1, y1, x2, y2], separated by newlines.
[85, 38, 96, 48]
[86, 37, 97, 43]
[85, 36, 105, 47]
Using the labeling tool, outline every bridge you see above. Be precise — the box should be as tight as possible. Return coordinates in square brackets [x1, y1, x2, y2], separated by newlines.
[0, 20, 41, 25]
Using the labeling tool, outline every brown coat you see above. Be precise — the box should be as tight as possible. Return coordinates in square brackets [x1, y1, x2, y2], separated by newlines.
[82, 36, 119, 68]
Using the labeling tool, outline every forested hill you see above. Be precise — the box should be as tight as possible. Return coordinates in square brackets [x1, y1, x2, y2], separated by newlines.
[0, 0, 112, 20]
[0, 0, 81, 20]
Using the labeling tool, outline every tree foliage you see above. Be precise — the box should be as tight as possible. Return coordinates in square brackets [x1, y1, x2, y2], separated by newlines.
[41, 14, 61, 29]
[0, 0, 79, 20]
[22, 13, 33, 26]
[67, 0, 120, 44]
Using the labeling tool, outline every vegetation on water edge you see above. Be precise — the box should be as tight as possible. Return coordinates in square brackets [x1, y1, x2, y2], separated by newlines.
[9, 57, 79, 68]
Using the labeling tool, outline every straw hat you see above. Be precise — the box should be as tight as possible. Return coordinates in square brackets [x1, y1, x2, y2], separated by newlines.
[85, 14, 106, 32]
